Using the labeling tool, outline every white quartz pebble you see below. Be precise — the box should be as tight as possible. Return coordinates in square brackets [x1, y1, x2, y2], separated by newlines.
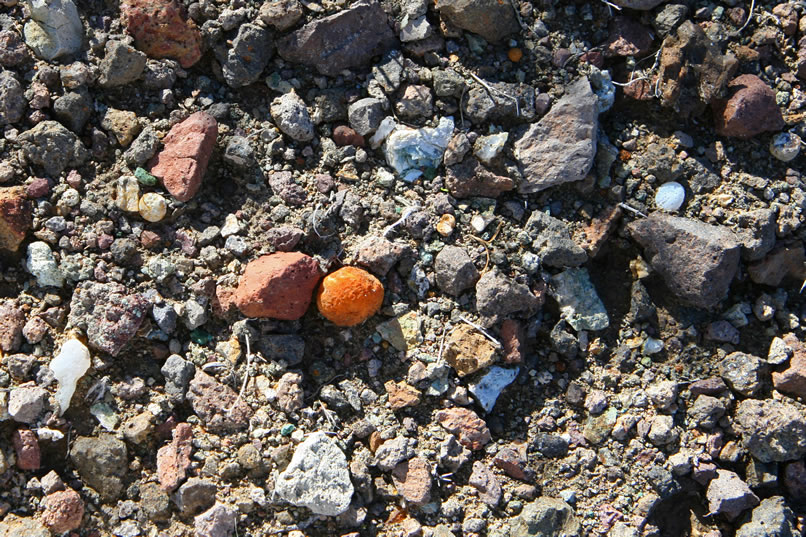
[655, 181, 685, 212]
[50, 338, 91, 415]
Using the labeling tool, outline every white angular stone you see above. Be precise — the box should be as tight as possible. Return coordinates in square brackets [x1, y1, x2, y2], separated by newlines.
[275, 432, 354, 516]
[50, 338, 91, 415]
[474, 132, 508, 165]
[26, 241, 64, 287]
[469, 366, 519, 413]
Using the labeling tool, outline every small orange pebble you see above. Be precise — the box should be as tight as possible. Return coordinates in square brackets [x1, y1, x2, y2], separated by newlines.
[508, 47, 523, 62]
[316, 266, 384, 326]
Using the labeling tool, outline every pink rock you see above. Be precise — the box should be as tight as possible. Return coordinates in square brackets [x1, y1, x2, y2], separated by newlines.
[748, 242, 805, 286]
[434, 407, 491, 450]
[0, 301, 25, 352]
[713, 74, 785, 139]
[148, 111, 218, 202]
[186, 370, 251, 433]
[500, 319, 525, 364]
[157, 422, 193, 491]
[0, 186, 32, 252]
[773, 334, 806, 399]
[12, 429, 40, 470]
[391, 457, 431, 506]
[233, 252, 322, 320]
[41, 489, 84, 534]
[25, 177, 50, 198]
[469, 461, 502, 505]
[605, 17, 654, 57]
[121, 0, 203, 68]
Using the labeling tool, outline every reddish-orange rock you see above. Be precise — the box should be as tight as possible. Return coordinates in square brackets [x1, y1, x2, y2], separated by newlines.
[121, 0, 203, 68]
[0, 186, 32, 252]
[316, 266, 384, 326]
[385, 380, 421, 410]
[435, 407, 491, 450]
[148, 112, 218, 202]
[41, 489, 84, 534]
[713, 74, 785, 139]
[234, 252, 322, 320]
[156, 422, 193, 492]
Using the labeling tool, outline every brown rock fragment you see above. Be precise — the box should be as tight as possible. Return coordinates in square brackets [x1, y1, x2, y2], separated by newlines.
[385, 380, 421, 411]
[391, 457, 431, 506]
[41, 489, 84, 534]
[156, 422, 193, 491]
[0, 186, 32, 252]
[233, 252, 322, 320]
[713, 74, 785, 139]
[444, 324, 498, 376]
[121, 0, 203, 68]
[12, 429, 40, 470]
[435, 407, 491, 450]
[500, 319, 525, 365]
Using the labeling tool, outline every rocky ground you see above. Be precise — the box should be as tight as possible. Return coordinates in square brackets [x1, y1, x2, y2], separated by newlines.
[0, 0, 806, 536]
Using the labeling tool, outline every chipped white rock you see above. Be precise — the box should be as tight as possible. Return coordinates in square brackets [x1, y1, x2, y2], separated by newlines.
[469, 366, 519, 413]
[770, 132, 801, 162]
[384, 116, 454, 181]
[26, 241, 64, 287]
[473, 132, 508, 165]
[370, 116, 396, 149]
[220, 213, 242, 237]
[654, 181, 685, 212]
[50, 338, 91, 415]
[275, 432, 354, 516]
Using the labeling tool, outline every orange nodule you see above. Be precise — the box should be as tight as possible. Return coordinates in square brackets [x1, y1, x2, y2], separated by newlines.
[316, 266, 384, 327]
[508, 48, 523, 63]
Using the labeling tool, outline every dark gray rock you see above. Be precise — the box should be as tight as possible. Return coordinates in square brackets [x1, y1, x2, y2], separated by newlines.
[646, 465, 682, 498]
[277, 0, 397, 76]
[627, 280, 656, 323]
[736, 399, 806, 463]
[736, 208, 776, 261]
[348, 98, 385, 136]
[718, 352, 765, 397]
[736, 496, 798, 537]
[175, 477, 217, 516]
[222, 136, 255, 169]
[514, 78, 598, 194]
[445, 157, 514, 198]
[161, 354, 195, 401]
[372, 51, 404, 93]
[628, 213, 740, 310]
[504, 497, 581, 537]
[436, 0, 519, 43]
[18, 121, 88, 176]
[0, 71, 25, 126]
[687, 395, 726, 429]
[523, 211, 587, 268]
[53, 90, 92, 133]
[653, 4, 689, 36]
[124, 126, 159, 167]
[532, 433, 569, 458]
[98, 40, 147, 88]
[70, 435, 127, 502]
[463, 81, 536, 124]
[433, 69, 466, 98]
[476, 270, 539, 318]
[219, 24, 273, 88]
[434, 245, 479, 296]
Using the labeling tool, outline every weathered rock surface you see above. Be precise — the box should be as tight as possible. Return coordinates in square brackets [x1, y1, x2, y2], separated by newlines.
[514, 78, 598, 194]
[436, 0, 520, 43]
[713, 74, 785, 138]
[628, 214, 740, 309]
[121, 0, 203, 68]
[735, 399, 806, 463]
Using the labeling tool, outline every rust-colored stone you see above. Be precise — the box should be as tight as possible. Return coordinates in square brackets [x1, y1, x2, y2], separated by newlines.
[121, 0, 203, 68]
[316, 266, 384, 326]
[234, 252, 322, 320]
[0, 186, 32, 252]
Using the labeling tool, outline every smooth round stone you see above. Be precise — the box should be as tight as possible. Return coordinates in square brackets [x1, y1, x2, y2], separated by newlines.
[654, 181, 685, 212]
[139, 192, 167, 222]
[770, 132, 801, 162]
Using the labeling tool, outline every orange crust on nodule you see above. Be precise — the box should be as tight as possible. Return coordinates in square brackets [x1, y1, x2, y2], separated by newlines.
[316, 266, 384, 327]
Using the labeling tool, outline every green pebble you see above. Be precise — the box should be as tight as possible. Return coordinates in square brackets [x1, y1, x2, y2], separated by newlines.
[190, 328, 212, 345]
[280, 424, 296, 436]
[134, 167, 157, 186]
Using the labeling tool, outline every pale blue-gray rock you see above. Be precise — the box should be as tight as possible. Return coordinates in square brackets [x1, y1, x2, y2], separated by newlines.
[275, 432, 354, 516]
[655, 181, 685, 211]
[23, 0, 83, 61]
[736, 496, 798, 537]
[549, 268, 609, 331]
[469, 366, 518, 413]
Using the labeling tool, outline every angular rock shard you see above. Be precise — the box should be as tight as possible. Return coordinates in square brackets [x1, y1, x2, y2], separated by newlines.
[277, 0, 398, 76]
[514, 78, 598, 194]
[628, 213, 740, 310]
[149, 111, 218, 202]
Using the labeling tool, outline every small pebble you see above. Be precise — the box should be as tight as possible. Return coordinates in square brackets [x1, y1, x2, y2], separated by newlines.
[654, 181, 685, 212]
[770, 132, 801, 162]
[139, 193, 168, 222]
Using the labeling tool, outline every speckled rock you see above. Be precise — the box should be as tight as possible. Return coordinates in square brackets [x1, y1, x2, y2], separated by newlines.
[121, 0, 203, 68]
[736, 399, 806, 463]
[186, 370, 251, 433]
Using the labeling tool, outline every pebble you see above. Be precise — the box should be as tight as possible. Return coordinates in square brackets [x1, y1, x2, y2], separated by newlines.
[18, 120, 87, 176]
[0, 71, 25, 126]
[514, 78, 598, 193]
[436, 0, 519, 43]
[736, 496, 799, 537]
[194, 503, 237, 537]
[276, 0, 397, 76]
[41, 489, 84, 534]
[139, 192, 168, 222]
[385, 380, 422, 410]
[391, 457, 432, 506]
[469, 461, 502, 505]
[186, 370, 251, 433]
[275, 432, 354, 516]
[769, 131, 801, 162]
[654, 181, 686, 211]
[706, 470, 759, 520]
[156, 422, 192, 491]
[736, 399, 806, 463]
[220, 24, 272, 88]
[316, 266, 384, 326]
[355, 235, 407, 277]
[175, 477, 217, 515]
[270, 92, 315, 142]
[98, 41, 147, 88]
[434, 246, 479, 296]
[718, 352, 764, 397]
[25, 241, 64, 287]
[444, 324, 498, 376]
[714, 74, 785, 139]
[435, 407, 491, 450]
[506, 497, 581, 537]
[70, 435, 127, 501]
[12, 429, 41, 470]
[772, 335, 806, 398]
[348, 98, 385, 137]
[149, 111, 218, 202]
[121, 0, 203, 68]
[8, 385, 48, 424]
[259, 0, 304, 31]
[233, 252, 322, 320]
[0, 186, 32, 252]
[23, 0, 83, 61]
[436, 214, 456, 236]
[468, 366, 518, 413]
[549, 267, 609, 331]
[117, 176, 141, 212]
[50, 338, 91, 415]
[476, 270, 540, 318]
